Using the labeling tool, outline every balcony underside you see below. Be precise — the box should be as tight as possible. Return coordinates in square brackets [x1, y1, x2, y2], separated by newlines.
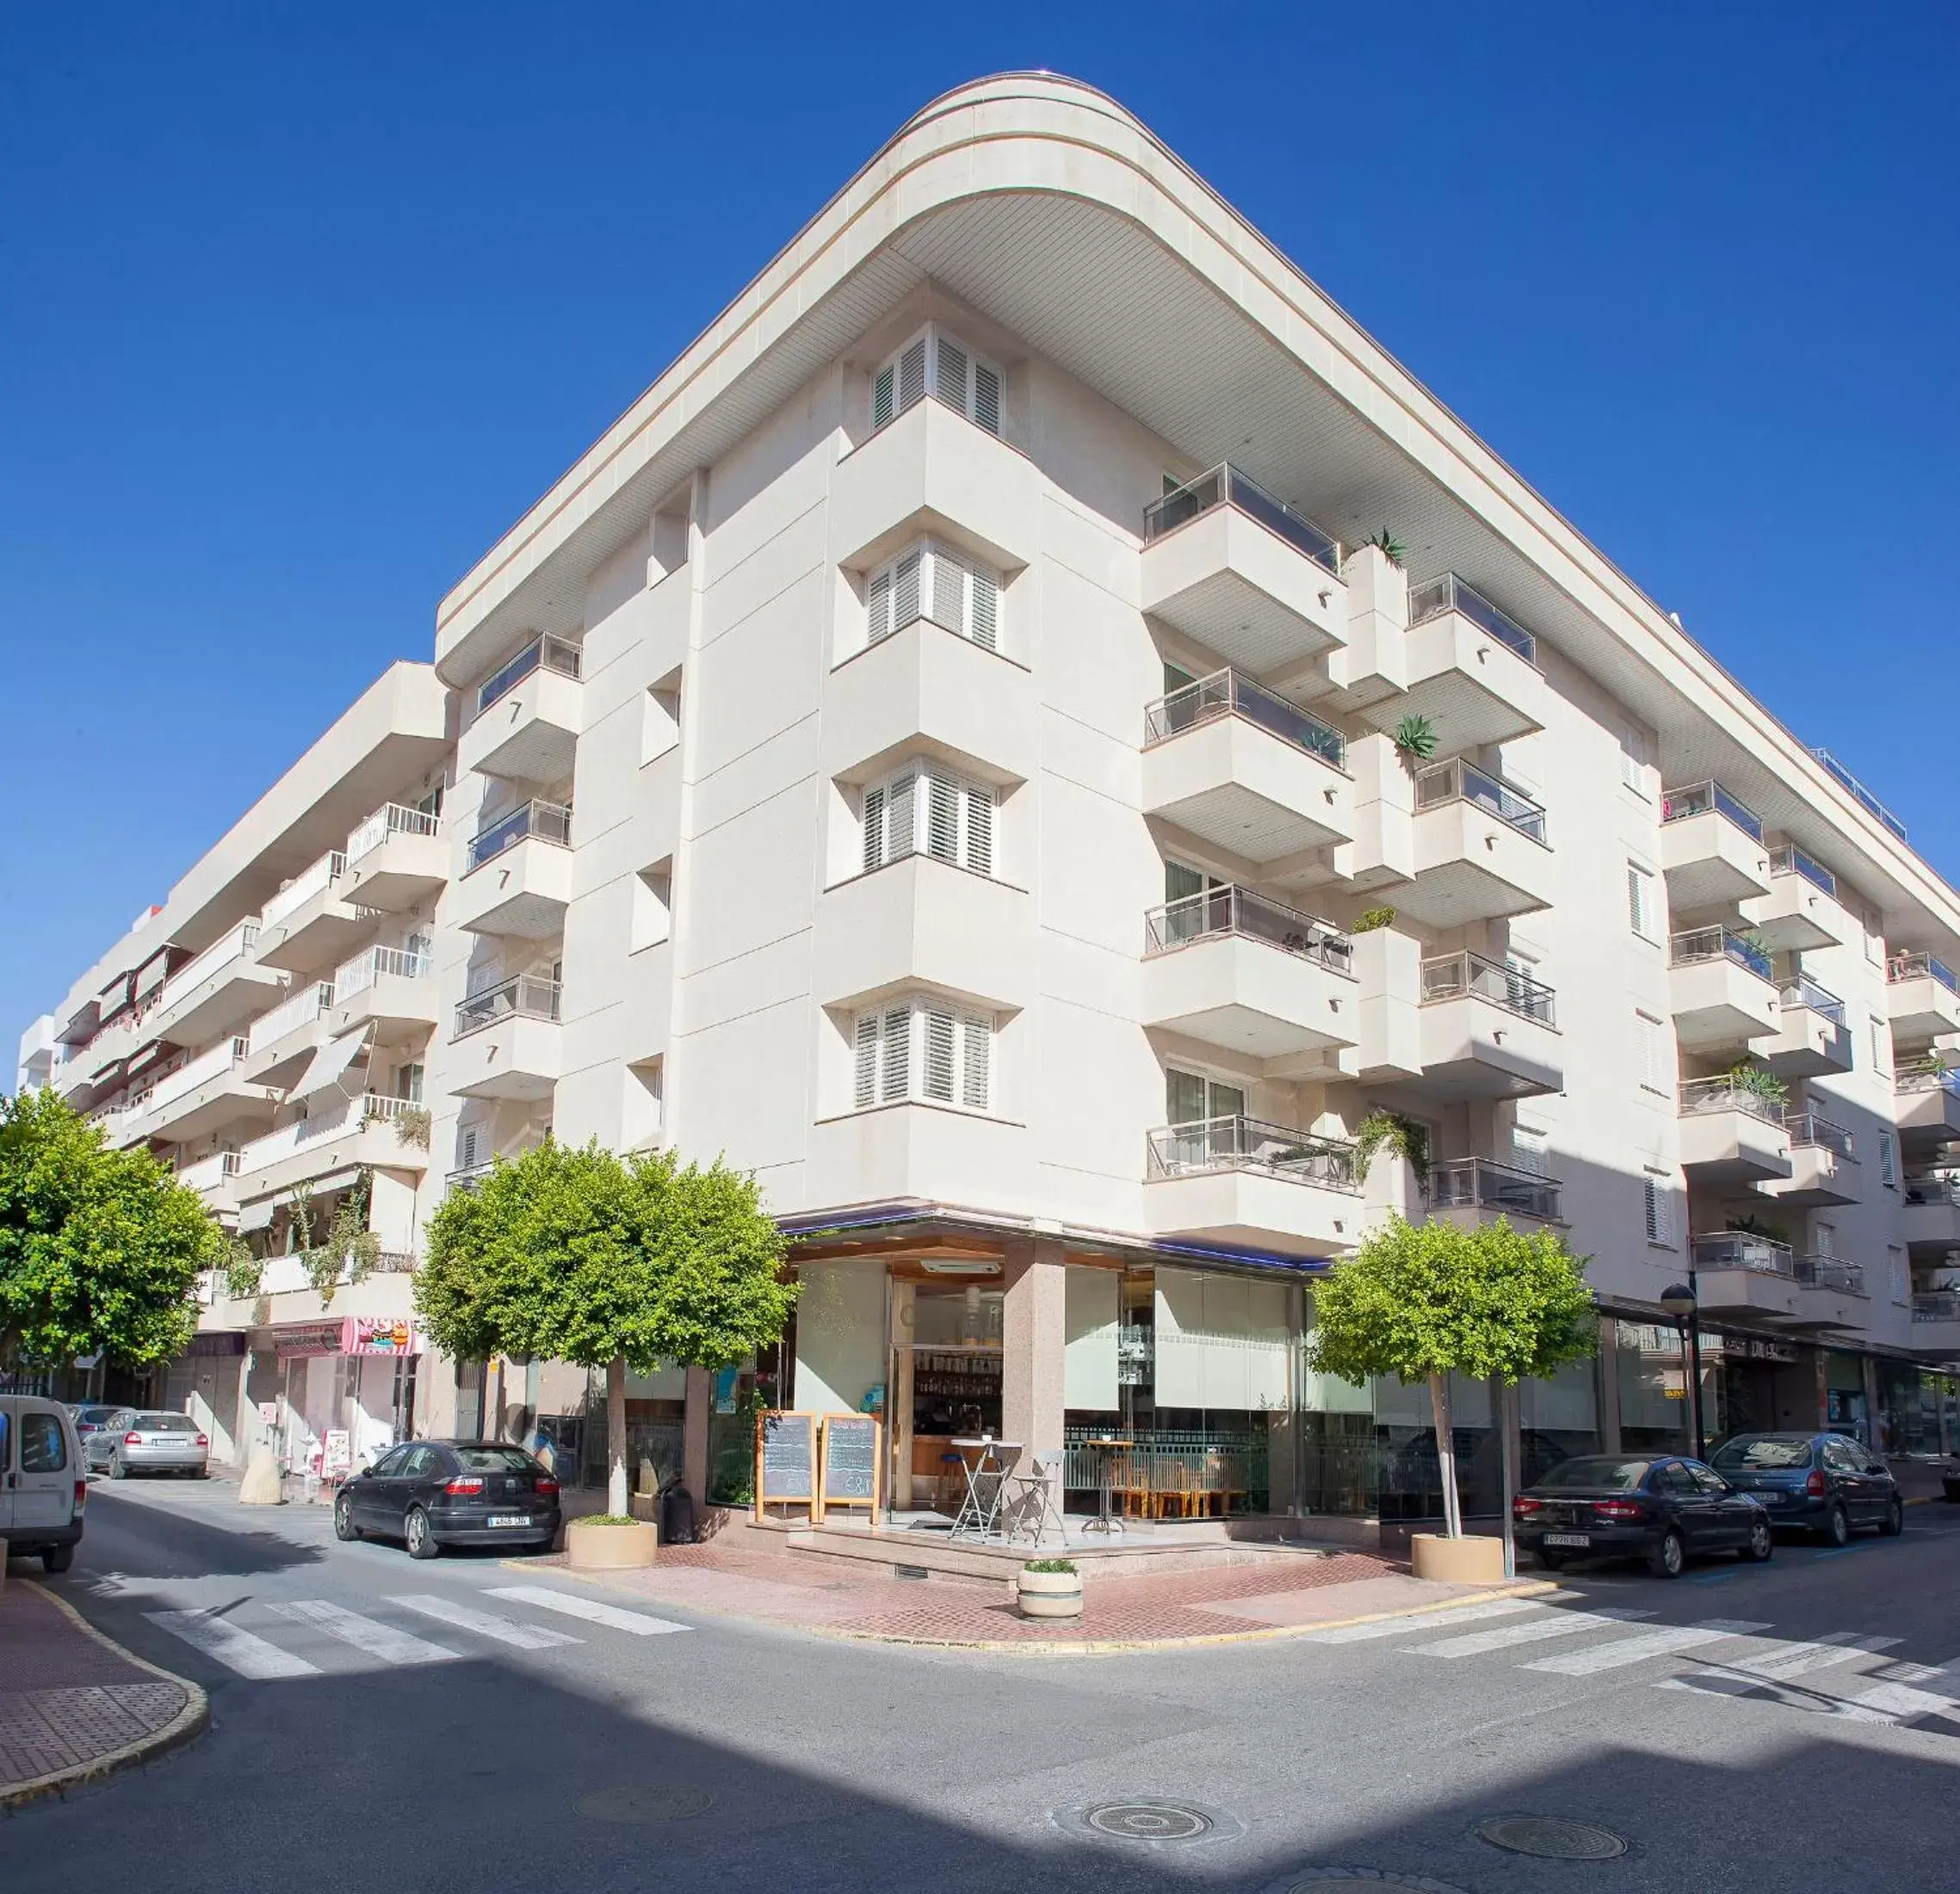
[1141, 1168, 1357, 1260]
[340, 833, 448, 913]
[448, 1018, 562, 1102]
[1139, 508, 1345, 675]
[1660, 813, 1771, 912]
[256, 898, 375, 976]
[133, 1074, 280, 1149]
[459, 669, 581, 783]
[1901, 1201, 1960, 1252]
[1142, 721, 1351, 861]
[150, 962, 287, 1049]
[1362, 614, 1544, 749]
[1693, 1266, 1802, 1321]
[1141, 938, 1356, 1063]
[1416, 999, 1561, 1100]
[1397, 804, 1554, 925]
[1759, 1148, 1858, 1208]
[1741, 879, 1846, 952]
[1678, 1110, 1791, 1184]
[453, 840, 573, 939]
[1909, 1316, 1960, 1363]
[1760, 1008, 1853, 1079]
[1895, 1086, 1960, 1147]
[1887, 976, 1960, 1043]
[1782, 1288, 1868, 1334]
[1668, 962, 1779, 1050]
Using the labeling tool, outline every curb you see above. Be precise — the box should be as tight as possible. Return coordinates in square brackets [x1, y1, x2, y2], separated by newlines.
[1, 1582, 210, 1812]
[504, 1555, 1560, 1656]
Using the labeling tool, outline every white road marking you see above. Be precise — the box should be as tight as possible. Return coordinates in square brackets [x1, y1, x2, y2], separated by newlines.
[266, 1599, 461, 1665]
[485, 1584, 689, 1637]
[146, 1608, 321, 1679]
[1404, 1607, 1654, 1656]
[1524, 1619, 1770, 1675]
[391, 1594, 583, 1650]
[1836, 1676, 1960, 1725]
[1657, 1631, 1903, 1696]
[1300, 1596, 1573, 1643]
[1877, 1660, 1950, 1685]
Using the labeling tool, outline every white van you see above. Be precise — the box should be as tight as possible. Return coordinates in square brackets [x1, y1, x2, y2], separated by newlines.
[1, 1395, 85, 1572]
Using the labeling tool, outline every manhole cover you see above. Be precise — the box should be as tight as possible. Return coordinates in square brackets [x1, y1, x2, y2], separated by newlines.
[1272, 1873, 1469, 1892]
[1087, 1801, 1213, 1841]
[575, 1784, 713, 1825]
[1475, 1815, 1628, 1860]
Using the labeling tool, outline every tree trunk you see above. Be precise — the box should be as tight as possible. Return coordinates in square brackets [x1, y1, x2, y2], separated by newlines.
[606, 1354, 628, 1517]
[1428, 1371, 1461, 1538]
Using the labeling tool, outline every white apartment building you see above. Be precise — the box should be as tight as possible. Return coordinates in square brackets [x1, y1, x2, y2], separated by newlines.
[18, 75, 1958, 1521]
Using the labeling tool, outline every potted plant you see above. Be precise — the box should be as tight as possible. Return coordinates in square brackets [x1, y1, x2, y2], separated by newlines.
[1017, 1557, 1083, 1619]
[1393, 714, 1438, 762]
[1351, 905, 1399, 934]
[566, 1511, 660, 1569]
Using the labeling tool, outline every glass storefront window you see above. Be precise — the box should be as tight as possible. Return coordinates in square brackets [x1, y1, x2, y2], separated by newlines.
[1616, 1321, 1691, 1453]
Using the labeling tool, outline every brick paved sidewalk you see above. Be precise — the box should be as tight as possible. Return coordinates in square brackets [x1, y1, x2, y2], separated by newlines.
[0, 1576, 207, 1806]
[516, 1541, 1535, 1649]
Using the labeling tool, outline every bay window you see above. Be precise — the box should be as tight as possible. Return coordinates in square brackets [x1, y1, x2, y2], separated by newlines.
[863, 764, 993, 876]
[871, 324, 1002, 436]
[865, 536, 1000, 652]
[853, 997, 992, 1112]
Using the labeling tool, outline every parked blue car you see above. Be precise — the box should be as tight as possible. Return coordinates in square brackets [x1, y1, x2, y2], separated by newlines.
[1708, 1432, 1903, 1544]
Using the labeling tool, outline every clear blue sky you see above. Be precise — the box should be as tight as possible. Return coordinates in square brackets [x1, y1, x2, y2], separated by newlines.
[4, 3, 1957, 1045]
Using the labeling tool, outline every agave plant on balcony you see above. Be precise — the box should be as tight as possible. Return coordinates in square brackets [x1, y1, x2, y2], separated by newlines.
[1725, 1060, 1790, 1108]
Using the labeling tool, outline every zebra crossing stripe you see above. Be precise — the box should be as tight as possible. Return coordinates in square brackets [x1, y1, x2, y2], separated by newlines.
[392, 1594, 584, 1650]
[1524, 1619, 1770, 1675]
[1836, 1677, 1960, 1725]
[146, 1609, 322, 1680]
[485, 1584, 689, 1637]
[1403, 1607, 1654, 1657]
[1300, 1597, 1568, 1643]
[266, 1599, 461, 1664]
[1657, 1631, 1903, 1696]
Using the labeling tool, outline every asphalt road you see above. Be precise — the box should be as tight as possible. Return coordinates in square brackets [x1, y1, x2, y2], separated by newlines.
[9, 1478, 1960, 1893]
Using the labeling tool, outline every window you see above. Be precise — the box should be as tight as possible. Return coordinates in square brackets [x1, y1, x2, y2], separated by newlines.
[1619, 725, 1649, 795]
[1642, 1173, 1673, 1246]
[640, 678, 682, 764]
[863, 767, 992, 876]
[853, 999, 992, 1112]
[1814, 1222, 1835, 1259]
[631, 862, 673, 951]
[864, 538, 1000, 652]
[1635, 1011, 1668, 1095]
[1889, 1246, 1907, 1306]
[20, 1412, 66, 1473]
[1878, 1130, 1897, 1189]
[1166, 1068, 1246, 1125]
[1870, 1016, 1890, 1075]
[393, 1063, 424, 1105]
[1512, 1120, 1551, 1175]
[1627, 863, 1658, 941]
[456, 1126, 479, 1173]
[872, 325, 1001, 435]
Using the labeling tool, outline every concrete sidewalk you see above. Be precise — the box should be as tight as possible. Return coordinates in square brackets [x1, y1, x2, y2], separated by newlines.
[0, 1572, 207, 1808]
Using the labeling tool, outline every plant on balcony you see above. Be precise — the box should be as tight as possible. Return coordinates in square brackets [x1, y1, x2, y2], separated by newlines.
[417, 1140, 797, 1517]
[1308, 1216, 1596, 1541]
[1724, 1061, 1789, 1107]
[287, 1173, 381, 1306]
[1352, 905, 1399, 934]
[1734, 928, 1772, 961]
[393, 1105, 432, 1150]
[1724, 1214, 1790, 1245]
[1365, 528, 1407, 566]
[1392, 714, 1437, 761]
[222, 1238, 265, 1302]
[1354, 1111, 1431, 1185]
[0, 1087, 224, 1376]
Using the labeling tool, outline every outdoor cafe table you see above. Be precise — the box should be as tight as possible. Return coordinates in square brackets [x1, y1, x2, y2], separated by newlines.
[947, 1438, 1021, 1539]
[1077, 1438, 1129, 1535]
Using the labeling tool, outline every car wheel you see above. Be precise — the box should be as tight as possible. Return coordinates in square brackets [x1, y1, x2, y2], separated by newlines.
[1880, 1498, 1905, 1538]
[109, 1452, 127, 1480]
[1821, 1503, 1851, 1548]
[1648, 1528, 1686, 1579]
[1742, 1516, 1774, 1563]
[42, 1545, 74, 1575]
[405, 1507, 440, 1561]
[333, 1494, 362, 1543]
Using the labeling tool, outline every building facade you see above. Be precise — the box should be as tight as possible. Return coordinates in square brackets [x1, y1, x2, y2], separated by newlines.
[16, 75, 1958, 1518]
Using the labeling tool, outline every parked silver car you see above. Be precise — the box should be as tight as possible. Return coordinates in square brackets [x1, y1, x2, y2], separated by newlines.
[84, 1409, 209, 1479]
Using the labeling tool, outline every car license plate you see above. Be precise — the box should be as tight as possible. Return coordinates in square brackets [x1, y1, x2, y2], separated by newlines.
[1755, 1492, 1784, 1505]
[1542, 1532, 1591, 1548]
[485, 1513, 531, 1528]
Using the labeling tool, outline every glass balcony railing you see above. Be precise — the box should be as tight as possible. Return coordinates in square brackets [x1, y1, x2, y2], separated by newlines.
[1678, 1075, 1786, 1127]
[1793, 1255, 1866, 1297]
[1430, 1157, 1560, 1222]
[1768, 843, 1838, 899]
[453, 973, 563, 1041]
[1691, 1231, 1795, 1278]
[1895, 1059, 1960, 1098]
[1141, 463, 1342, 577]
[1784, 1112, 1855, 1161]
[1669, 925, 1774, 983]
[1407, 573, 1537, 665]
[1143, 667, 1346, 768]
[466, 800, 572, 874]
[1811, 747, 1907, 841]
[1147, 1115, 1358, 1190]
[473, 634, 582, 722]
[1413, 758, 1548, 844]
[1659, 779, 1764, 842]
[1888, 950, 1960, 996]
[1778, 975, 1846, 1024]
[1903, 1173, 1960, 1208]
[1143, 886, 1354, 975]
[1419, 951, 1555, 1025]
[1914, 1291, 1960, 1323]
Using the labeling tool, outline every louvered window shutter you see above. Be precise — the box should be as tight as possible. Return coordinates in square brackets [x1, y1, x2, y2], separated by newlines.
[459, 1127, 479, 1170]
[935, 337, 968, 415]
[926, 774, 960, 864]
[863, 785, 886, 873]
[893, 548, 922, 628]
[924, 1008, 957, 1102]
[972, 362, 1001, 435]
[887, 772, 916, 859]
[931, 545, 965, 629]
[867, 566, 893, 644]
[963, 783, 993, 876]
[881, 1006, 912, 1103]
[854, 1014, 880, 1108]
[961, 1014, 991, 1109]
[968, 567, 999, 649]
[873, 364, 894, 430]
[898, 338, 927, 412]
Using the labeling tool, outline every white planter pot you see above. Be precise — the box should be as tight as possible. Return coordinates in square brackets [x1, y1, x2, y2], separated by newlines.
[1017, 1568, 1083, 1619]
[566, 1519, 658, 1569]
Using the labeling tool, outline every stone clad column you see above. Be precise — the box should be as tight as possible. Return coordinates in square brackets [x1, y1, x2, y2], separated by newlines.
[1000, 1238, 1067, 1494]
[683, 1367, 711, 1513]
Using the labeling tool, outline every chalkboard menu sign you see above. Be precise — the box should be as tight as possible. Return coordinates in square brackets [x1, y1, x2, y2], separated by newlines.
[821, 1414, 880, 1513]
[754, 1411, 816, 1520]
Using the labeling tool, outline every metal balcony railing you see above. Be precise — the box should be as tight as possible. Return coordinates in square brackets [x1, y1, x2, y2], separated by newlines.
[1888, 950, 1960, 996]
[1142, 667, 1346, 768]
[445, 1161, 497, 1194]
[1407, 573, 1537, 665]
[1784, 1112, 1855, 1161]
[1793, 1255, 1866, 1297]
[474, 634, 582, 721]
[262, 853, 345, 930]
[1678, 1075, 1786, 1127]
[466, 799, 572, 873]
[1143, 886, 1353, 974]
[1419, 951, 1556, 1025]
[334, 945, 431, 1001]
[1146, 1116, 1358, 1190]
[1913, 1291, 1960, 1323]
[157, 920, 261, 1011]
[1691, 1231, 1795, 1277]
[1778, 975, 1846, 1024]
[176, 1150, 242, 1193]
[246, 982, 332, 1055]
[347, 801, 442, 864]
[1811, 747, 1907, 841]
[1669, 925, 1774, 983]
[146, 1037, 248, 1115]
[1413, 758, 1548, 844]
[1430, 1157, 1560, 1222]
[1768, 843, 1838, 899]
[1141, 463, 1342, 577]
[1660, 779, 1765, 842]
[453, 974, 562, 1041]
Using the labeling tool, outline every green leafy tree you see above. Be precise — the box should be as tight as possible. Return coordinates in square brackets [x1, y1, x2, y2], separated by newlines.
[1308, 1216, 1597, 1538]
[417, 1140, 796, 1513]
[0, 1088, 224, 1374]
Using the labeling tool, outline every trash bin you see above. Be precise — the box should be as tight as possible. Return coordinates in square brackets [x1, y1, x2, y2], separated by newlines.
[659, 1484, 697, 1545]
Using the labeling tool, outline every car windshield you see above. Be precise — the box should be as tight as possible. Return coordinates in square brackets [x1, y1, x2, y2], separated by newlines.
[1712, 1436, 1813, 1471]
[1534, 1457, 1651, 1491]
[75, 1406, 121, 1423]
[451, 1446, 541, 1473]
[135, 1414, 198, 1432]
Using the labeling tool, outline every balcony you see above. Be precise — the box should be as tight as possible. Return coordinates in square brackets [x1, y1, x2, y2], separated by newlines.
[1415, 952, 1561, 1099]
[454, 801, 573, 938]
[1886, 951, 1960, 1043]
[1741, 845, 1847, 951]
[1910, 1291, 1960, 1361]
[1141, 888, 1357, 1062]
[1902, 1174, 1960, 1251]
[458, 635, 583, 783]
[328, 946, 439, 1045]
[255, 852, 378, 975]
[1141, 669, 1351, 860]
[1689, 1232, 1802, 1321]
[1429, 1156, 1561, 1228]
[1142, 1116, 1360, 1259]
[1139, 464, 1346, 672]
[242, 981, 334, 1086]
[1762, 975, 1852, 1077]
[1666, 926, 1780, 1049]
[1761, 1112, 1858, 1207]
[128, 1036, 277, 1146]
[339, 802, 448, 913]
[234, 1092, 429, 1198]
[1404, 758, 1554, 924]
[175, 1150, 242, 1219]
[1659, 781, 1771, 910]
[1676, 1076, 1791, 1183]
[1813, 747, 1907, 840]
[1381, 573, 1546, 747]
[146, 919, 286, 1046]
[448, 975, 563, 1102]
[1789, 1255, 1869, 1333]
[1895, 1062, 1960, 1143]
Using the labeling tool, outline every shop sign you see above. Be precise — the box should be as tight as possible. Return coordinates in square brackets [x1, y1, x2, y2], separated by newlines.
[274, 1320, 346, 1359]
[347, 1315, 419, 1357]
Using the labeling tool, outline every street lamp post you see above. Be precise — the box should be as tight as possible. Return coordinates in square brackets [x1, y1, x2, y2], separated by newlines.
[1660, 1275, 1705, 1461]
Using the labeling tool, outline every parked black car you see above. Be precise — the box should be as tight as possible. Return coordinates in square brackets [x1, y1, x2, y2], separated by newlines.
[1708, 1431, 1903, 1544]
[334, 1440, 560, 1558]
[1512, 1453, 1773, 1578]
